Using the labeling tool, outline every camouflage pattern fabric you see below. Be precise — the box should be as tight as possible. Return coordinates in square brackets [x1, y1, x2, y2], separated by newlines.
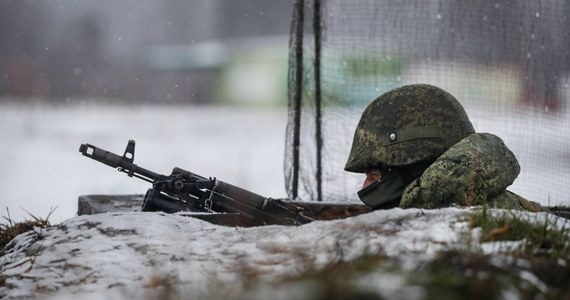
[400, 133, 528, 210]
[345, 84, 474, 172]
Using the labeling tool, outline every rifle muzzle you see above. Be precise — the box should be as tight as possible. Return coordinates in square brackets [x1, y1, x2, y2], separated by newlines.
[79, 143, 123, 168]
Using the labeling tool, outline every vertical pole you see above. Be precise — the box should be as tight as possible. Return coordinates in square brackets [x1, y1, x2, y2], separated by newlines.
[313, 0, 323, 201]
[291, 0, 304, 199]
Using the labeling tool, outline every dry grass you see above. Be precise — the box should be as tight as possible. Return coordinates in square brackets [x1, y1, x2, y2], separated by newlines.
[0, 207, 55, 250]
[143, 273, 180, 300]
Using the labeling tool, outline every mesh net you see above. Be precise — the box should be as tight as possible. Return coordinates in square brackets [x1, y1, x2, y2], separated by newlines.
[285, 0, 570, 206]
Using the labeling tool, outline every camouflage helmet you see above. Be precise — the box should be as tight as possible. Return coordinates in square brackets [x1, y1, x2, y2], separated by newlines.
[345, 84, 475, 173]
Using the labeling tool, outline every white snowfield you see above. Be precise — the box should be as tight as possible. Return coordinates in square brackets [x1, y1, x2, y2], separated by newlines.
[1, 208, 565, 299]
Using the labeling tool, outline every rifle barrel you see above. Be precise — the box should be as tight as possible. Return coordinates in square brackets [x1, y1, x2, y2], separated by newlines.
[79, 143, 163, 182]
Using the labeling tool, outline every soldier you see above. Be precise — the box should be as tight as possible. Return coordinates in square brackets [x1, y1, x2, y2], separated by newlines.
[344, 84, 541, 211]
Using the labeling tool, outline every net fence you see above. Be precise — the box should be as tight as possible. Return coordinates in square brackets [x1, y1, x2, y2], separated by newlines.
[285, 0, 570, 206]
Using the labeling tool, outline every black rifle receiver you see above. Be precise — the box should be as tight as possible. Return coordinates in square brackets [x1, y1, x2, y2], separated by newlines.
[79, 140, 313, 226]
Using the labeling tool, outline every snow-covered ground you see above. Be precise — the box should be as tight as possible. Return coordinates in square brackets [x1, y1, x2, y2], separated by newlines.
[2, 207, 567, 299]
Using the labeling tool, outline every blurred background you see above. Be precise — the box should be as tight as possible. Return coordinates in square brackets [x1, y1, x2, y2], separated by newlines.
[0, 0, 292, 105]
[0, 0, 294, 222]
[1, 1, 569, 223]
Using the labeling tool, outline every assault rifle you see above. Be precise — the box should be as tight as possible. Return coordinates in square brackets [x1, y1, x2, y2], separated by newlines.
[79, 140, 313, 226]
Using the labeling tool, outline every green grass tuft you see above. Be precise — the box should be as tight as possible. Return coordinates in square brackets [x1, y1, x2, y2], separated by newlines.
[470, 207, 570, 260]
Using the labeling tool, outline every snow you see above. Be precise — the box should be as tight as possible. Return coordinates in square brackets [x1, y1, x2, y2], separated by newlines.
[1, 207, 471, 299]
[1, 207, 566, 299]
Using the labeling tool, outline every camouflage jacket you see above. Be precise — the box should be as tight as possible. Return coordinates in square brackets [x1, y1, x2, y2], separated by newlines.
[400, 133, 540, 211]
